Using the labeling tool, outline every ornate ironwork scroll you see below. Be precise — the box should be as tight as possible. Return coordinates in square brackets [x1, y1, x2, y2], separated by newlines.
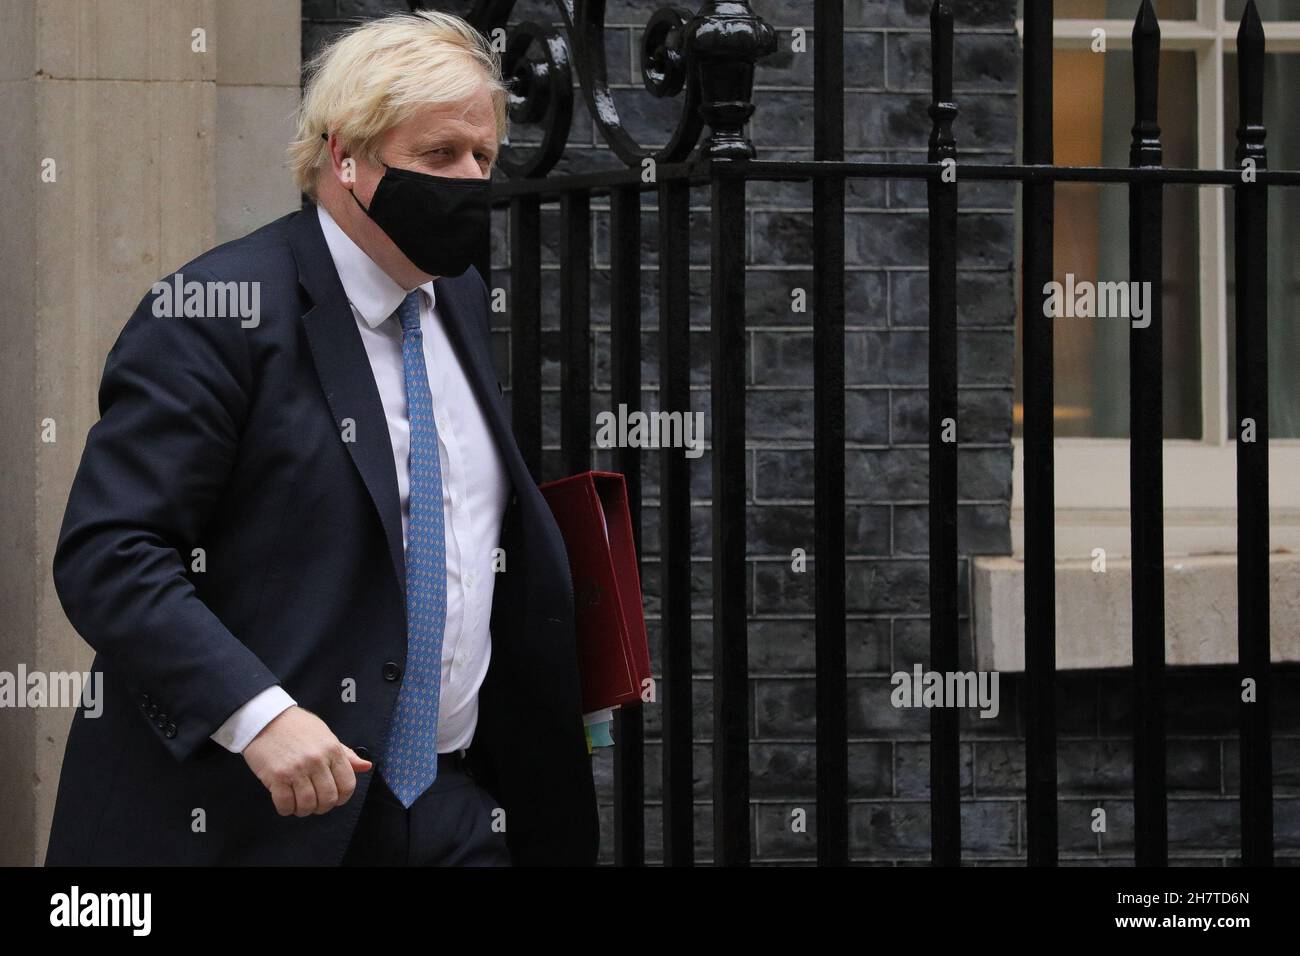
[409, 0, 776, 174]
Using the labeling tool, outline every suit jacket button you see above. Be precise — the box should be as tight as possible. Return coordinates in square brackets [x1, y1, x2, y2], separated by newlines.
[164, 724, 177, 739]
[145, 704, 158, 717]
[354, 746, 371, 761]
[382, 662, 401, 681]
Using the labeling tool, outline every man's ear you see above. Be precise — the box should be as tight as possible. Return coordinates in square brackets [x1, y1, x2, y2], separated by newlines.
[323, 134, 359, 187]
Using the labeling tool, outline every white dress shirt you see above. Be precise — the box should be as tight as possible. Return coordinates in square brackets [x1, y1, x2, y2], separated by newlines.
[210, 203, 510, 755]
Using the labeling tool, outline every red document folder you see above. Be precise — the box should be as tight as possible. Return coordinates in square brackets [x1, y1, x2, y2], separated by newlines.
[539, 471, 652, 713]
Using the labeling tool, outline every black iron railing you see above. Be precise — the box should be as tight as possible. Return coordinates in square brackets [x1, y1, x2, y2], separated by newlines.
[416, 0, 1298, 866]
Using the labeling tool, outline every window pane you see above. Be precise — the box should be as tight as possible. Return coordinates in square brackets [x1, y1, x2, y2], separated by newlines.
[1224, 53, 1300, 439]
[1013, 50, 1202, 439]
[1225, 0, 1300, 19]
[1019, 0, 1197, 18]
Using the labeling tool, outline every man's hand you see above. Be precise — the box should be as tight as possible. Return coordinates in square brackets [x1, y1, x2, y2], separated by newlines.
[242, 706, 373, 817]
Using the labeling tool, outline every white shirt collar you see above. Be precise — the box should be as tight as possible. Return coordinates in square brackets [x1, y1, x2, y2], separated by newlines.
[316, 202, 435, 330]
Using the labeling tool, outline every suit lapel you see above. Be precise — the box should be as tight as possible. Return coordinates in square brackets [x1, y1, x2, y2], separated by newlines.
[289, 204, 537, 606]
[289, 207, 408, 598]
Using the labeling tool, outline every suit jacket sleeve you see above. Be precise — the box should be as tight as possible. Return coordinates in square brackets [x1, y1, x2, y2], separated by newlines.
[52, 266, 282, 761]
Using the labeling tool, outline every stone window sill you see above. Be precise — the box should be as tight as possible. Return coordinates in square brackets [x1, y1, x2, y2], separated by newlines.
[972, 552, 1300, 671]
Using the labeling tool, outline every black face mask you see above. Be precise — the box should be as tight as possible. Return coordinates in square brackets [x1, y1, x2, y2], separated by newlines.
[350, 161, 490, 279]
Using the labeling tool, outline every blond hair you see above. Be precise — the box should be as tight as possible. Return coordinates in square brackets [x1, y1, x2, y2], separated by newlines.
[288, 10, 509, 199]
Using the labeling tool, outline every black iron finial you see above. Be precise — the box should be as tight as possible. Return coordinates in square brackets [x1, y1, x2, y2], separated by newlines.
[684, 1, 777, 160]
[928, 1, 957, 164]
[1235, 0, 1267, 169]
[1130, 0, 1162, 168]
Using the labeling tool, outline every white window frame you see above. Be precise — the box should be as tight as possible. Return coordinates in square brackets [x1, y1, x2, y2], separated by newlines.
[1011, 0, 1300, 559]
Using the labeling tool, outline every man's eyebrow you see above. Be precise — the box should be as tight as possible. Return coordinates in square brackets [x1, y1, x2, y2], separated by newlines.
[413, 132, 499, 155]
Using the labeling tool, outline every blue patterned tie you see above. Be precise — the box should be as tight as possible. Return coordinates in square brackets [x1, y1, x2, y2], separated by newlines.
[383, 288, 448, 808]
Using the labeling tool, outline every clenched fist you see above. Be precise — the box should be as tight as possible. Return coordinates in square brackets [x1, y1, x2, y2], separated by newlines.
[242, 706, 373, 817]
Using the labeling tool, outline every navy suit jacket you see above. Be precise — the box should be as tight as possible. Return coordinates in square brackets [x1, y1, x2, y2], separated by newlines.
[45, 206, 599, 865]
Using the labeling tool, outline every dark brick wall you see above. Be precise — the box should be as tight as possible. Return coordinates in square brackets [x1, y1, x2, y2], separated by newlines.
[301, 0, 1299, 865]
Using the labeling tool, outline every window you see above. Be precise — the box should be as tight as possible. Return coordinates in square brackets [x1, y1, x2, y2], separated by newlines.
[1010, 0, 1300, 558]
[1011, 45, 1201, 440]
[1224, 51, 1300, 438]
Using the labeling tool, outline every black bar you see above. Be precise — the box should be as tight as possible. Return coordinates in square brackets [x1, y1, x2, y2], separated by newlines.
[711, 171, 749, 866]
[1129, 0, 1168, 867]
[559, 191, 591, 478]
[490, 162, 705, 197]
[1234, 0, 1273, 867]
[658, 179, 695, 867]
[812, 0, 848, 867]
[608, 185, 646, 867]
[509, 195, 542, 479]
[489, 161, 1300, 200]
[927, 0, 961, 868]
[704, 162, 1300, 186]
[1022, 0, 1059, 867]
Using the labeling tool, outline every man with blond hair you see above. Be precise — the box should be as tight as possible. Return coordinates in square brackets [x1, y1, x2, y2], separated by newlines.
[45, 11, 598, 866]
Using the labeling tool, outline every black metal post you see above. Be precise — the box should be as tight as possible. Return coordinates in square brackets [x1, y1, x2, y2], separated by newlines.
[658, 178, 695, 867]
[560, 191, 591, 479]
[927, 0, 961, 868]
[813, 0, 848, 867]
[609, 185, 646, 866]
[686, 0, 774, 866]
[1129, 0, 1168, 867]
[709, 171, 749, 865]
[1021, 0, 1059, 867]
[1233, 0, 1273, 867]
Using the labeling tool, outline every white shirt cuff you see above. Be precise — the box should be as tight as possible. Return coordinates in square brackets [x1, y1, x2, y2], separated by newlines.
[210, 685, 296, 753]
